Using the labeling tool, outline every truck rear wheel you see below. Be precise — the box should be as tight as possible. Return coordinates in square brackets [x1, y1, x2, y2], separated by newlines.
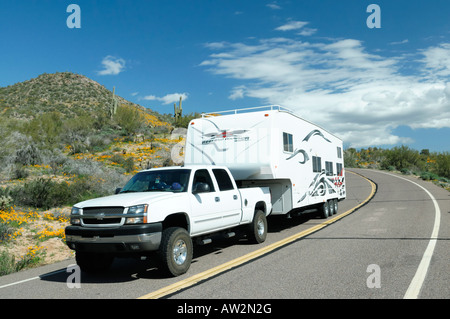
[158, 227, 193, 277]
[75, 251, 114, 273]
[248, 210, 267, 244]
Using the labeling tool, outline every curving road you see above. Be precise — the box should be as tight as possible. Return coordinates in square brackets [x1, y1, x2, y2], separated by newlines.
[0, 168, 448, 299]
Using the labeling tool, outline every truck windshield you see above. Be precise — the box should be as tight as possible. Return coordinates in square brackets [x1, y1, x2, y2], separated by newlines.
[120, 169, 191, 193]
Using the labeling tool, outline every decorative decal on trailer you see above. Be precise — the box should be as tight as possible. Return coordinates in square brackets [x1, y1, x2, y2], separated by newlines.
[202, 129, 250, 145]
[286, 129, 332, 165]
[298, 170, 339, 203]
[286, 149, 309, 164]
[302, 129, 332, 143]
[284, 129, 344, 203]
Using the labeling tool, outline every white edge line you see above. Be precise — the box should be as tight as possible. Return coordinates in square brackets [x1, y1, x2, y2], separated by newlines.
[376, 171, 441, 299]
[0, 268, 67, 289]
[0, 276, 40, 289]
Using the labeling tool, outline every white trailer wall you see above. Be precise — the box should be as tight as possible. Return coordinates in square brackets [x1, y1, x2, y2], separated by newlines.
[185, 110, 275, 180]
[185, 107, 346, 215]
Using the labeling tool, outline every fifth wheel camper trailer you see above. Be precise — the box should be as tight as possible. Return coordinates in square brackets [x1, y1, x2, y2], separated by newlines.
[184, 106, 346, 218]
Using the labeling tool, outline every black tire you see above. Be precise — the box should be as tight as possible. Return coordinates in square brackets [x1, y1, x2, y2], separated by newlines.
[75, 251, 114, 273]
[333, 199, 338, 214]
[248, 210, 267, 244]
[319, 201, 330, 219]
[328, 200, 335, 216]
[158, 227, 193, 277]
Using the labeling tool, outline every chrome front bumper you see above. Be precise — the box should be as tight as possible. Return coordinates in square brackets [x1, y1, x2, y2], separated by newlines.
[65, 223, 162, 253]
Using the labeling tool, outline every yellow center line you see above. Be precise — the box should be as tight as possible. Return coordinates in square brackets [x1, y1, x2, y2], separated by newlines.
[138, 170, 376, 299]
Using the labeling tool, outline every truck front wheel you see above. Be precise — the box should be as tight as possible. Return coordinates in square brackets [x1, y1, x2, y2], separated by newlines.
[158, 227, 193, 277]
[248, 210, 267, 244]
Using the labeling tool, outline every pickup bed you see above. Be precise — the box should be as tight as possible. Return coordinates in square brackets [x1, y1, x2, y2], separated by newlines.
[65, 165, 272, 276]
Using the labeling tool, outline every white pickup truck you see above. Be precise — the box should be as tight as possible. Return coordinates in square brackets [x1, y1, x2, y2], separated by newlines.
[65, 165, 272, 276]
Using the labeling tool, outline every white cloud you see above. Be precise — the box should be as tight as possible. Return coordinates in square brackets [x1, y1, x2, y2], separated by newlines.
[143, 95, 157, 101]
[201, 37, 450, 148]
[229, 86, 246, 100]
[421, 43, 450, 77]
[143, 93, 188, 105]
[276, 20, 317, 36]
[298, 28, 317, 36]
[390, 39, 409, 45]
[266, 2, 281, 10]
[204, 42, 228, 50]
[275, 21, 309, 31]
[97, 56, 126, 75]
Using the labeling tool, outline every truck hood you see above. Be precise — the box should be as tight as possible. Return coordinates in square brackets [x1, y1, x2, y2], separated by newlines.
[74, 192, 183, 208]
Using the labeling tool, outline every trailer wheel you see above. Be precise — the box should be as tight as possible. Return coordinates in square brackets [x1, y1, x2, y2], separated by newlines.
[319, 201, 330, 219]
[248, 210, 267, 244]
[158, 227, 193, 277]
[328, 200, 335, 216]
[75, 251, 114, 273]
[332, 199, 338, 214]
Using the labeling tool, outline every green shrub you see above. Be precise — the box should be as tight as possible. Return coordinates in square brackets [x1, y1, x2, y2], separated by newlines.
[400, 168, 411, 175]
[11, 164, 29, 180]
[0, 223, 15, 243]
[0, 251, 16, 276]
[14, 249, 45, 271]
[123, 157, 135, 173]
[19, 178, 55, 209]
[380, 145, 421, 171]
[420, 171, 439, 181]
[8, 177, 102, 209]
[14, 144, 42, 166]
[114, 105, 144, 135]
[87, 134, 111, 153]
[0, 244, 40, 276]
[0, 195, 13, 210]
[110, 154, 125, 165]
[344, 148, 357, 168]
[434, 152, 450, 179]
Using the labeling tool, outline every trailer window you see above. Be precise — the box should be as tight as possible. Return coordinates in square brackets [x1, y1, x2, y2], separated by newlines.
[283, 132, 293, 153]
[337, 147, 342, 159]
[325, 161, 334, 176]
[336, 163, 343, 176]
[312, 156, 322, 173]
[213, 169, 234, 191]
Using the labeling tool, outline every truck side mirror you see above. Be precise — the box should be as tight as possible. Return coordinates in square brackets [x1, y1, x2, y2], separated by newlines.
[192, 182, 210, 194]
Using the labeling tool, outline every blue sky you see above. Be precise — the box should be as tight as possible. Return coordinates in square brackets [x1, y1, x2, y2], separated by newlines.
[0, 0, 449, 152]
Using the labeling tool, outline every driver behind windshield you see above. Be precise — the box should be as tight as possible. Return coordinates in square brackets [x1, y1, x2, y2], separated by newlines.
[120, 169, 190, 193]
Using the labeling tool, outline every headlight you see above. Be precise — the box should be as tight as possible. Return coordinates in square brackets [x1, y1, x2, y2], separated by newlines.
[125, 204, 148, 224]
[70, 207, 81, 225]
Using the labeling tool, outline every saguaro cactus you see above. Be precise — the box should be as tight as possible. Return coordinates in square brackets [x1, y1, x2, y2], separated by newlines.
[110, 87, 118, 119]
[174, 96, 183, 124]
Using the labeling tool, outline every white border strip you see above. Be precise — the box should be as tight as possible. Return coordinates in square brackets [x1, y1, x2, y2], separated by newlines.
[0, 276, 40, 289]
[377, 171, 441, 299]
[0, 269, 66, 289]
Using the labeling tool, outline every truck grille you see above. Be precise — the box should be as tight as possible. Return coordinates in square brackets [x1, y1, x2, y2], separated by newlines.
[82, 207, 124, 225]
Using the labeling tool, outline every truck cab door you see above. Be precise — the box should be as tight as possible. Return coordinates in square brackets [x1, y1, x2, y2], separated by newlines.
[189, 169, 224, 236]
[212, 168, 241, 226]
[189, 169, 241, 236]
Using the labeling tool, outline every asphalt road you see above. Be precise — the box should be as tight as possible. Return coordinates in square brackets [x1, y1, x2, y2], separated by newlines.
[0, 168, 448, 300]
